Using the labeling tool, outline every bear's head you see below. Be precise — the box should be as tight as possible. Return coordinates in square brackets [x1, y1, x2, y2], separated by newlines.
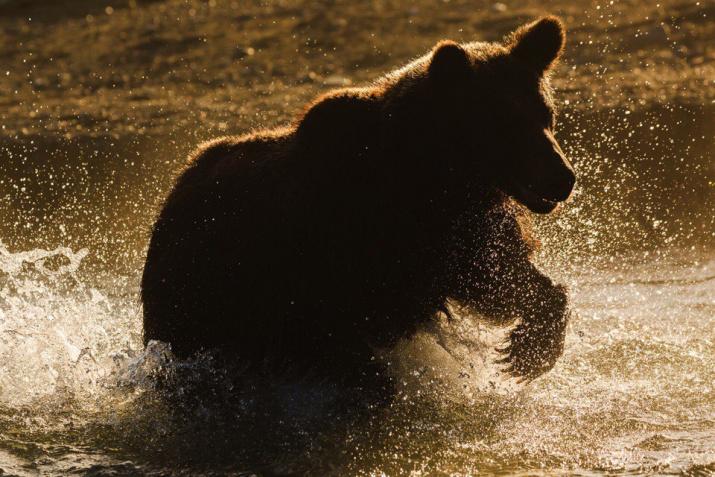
[394, 16, 576, 214]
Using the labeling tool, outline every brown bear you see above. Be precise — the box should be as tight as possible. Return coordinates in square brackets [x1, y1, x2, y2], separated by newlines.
[141, 17, 576, 384]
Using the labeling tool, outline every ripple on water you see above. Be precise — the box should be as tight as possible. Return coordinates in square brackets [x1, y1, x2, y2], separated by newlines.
[0, 243, 713, 475]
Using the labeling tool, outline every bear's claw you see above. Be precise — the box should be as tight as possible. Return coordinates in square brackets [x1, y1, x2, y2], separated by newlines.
[495, 301, 569, 381]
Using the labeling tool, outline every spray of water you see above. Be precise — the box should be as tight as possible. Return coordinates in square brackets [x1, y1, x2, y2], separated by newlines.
[0, 1, 713, 473]
[0, 235, 712, 475]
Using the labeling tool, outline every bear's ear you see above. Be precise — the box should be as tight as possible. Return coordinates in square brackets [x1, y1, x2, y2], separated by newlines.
[428, 41, 471, 84]
[508, 16, 565, 74]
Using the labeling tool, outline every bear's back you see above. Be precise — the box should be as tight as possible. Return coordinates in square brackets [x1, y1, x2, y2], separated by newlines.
[141, 132, 298, 356]
[142, 89, 456, 370]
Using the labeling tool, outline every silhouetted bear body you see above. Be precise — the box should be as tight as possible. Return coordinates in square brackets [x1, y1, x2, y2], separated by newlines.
[142, 17, 576, 382]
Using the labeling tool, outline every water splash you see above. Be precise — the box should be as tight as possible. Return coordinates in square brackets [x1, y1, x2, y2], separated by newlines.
[0, 245, 713, 475]
[0, 240, 141, 407]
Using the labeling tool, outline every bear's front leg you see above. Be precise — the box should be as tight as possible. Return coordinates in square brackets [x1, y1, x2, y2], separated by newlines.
[463, 259, 569, 381]
[445, 248, 569, 380]
[494, 275, 569, 381]
[444, 207, 570, 380]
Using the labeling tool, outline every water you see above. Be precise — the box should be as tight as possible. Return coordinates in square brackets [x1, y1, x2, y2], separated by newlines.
[0, 92, 713, 477]
[0, 238, 712, 475]
[1, 1, 713, 474]
[0, 128, 712, 475]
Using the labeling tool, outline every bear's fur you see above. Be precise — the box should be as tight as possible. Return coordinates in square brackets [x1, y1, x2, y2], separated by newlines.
[141, 17, 576, 383]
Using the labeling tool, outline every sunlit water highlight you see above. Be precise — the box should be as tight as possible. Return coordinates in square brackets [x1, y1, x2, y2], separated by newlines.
[0, 240, 712, 476]
[1, 0, 713, 473]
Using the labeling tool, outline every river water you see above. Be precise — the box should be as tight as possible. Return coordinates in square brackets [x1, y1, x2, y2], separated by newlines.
[0, 105, 713, 477]
[0, 207, 713, 476]
[0, 3, 713, 473]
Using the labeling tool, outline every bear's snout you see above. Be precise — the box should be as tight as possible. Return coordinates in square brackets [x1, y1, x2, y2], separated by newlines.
[542, 160, 576, 202]
[535, 132, 576, 203]
[510, 133, 576, 214]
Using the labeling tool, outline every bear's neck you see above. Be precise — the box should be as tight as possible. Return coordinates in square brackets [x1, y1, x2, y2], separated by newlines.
[378, 96, 498, 218]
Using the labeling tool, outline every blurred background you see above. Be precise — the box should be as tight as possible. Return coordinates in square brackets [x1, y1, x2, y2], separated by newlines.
[0, 1, 713, 476]
[0, 0, 712, 274]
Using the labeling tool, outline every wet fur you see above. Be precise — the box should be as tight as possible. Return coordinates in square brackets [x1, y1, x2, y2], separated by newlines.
[142, 17, 572, 383]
